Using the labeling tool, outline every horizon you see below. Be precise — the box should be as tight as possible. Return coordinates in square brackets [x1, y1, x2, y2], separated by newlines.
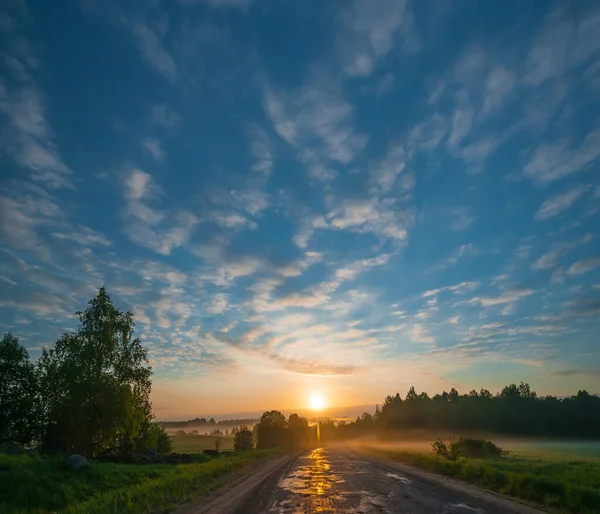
[1, 0, 600, 419]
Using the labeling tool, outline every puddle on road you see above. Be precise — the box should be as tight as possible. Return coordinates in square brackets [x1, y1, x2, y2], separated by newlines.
[385, 472, 411, 484]
[443, 503, 484, 514]
[274, 448, 346, 512]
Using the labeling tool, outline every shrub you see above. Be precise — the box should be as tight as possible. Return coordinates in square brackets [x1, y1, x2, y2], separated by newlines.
[432, 438, 506, 460]
[234, 425, 254, 452]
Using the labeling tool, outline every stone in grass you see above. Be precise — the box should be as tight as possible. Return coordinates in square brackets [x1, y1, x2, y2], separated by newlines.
[68, 454, 88, 470]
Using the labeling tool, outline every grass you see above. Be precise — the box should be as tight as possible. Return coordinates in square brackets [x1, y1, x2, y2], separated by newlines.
[363, 446, 600, 514]
[0, 450, 277, 514]
[169, 433, 234, 453]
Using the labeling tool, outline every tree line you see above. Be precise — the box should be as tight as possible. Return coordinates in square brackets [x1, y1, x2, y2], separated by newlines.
[0, 288, 170, 457]
[319, 383, 600, 440]
[161, 417, 258, 429]
[253, 410, 315, 450]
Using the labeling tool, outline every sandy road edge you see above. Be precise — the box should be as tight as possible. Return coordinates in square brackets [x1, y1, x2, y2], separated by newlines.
[176, 453, 300, 514]
[356, 449, 547, 514]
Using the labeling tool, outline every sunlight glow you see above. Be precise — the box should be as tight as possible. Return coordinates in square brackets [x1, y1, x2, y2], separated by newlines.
[309, 392, 326, 411]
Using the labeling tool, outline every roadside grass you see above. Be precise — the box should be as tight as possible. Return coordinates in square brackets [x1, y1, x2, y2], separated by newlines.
[170, 433, 234, 453]
[0, 450, 277, 514]
[363, 447, 600, 514]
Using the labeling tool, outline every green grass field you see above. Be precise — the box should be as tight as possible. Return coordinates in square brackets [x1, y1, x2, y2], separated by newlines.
[0, 450, 275, 514]
[169, 433, 234, 453]
[363, 443, 600, 514]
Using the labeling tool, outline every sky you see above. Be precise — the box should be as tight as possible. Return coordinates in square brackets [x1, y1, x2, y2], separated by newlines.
[1, 0, 600, 420]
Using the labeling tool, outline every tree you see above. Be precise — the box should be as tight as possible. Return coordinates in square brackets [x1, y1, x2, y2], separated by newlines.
[256, 410, 287, 449]
[0, 333, 38, 446]
[234, 425, 254, 452]
[37, 287, 153, 456]
[288, 413, 310, 449]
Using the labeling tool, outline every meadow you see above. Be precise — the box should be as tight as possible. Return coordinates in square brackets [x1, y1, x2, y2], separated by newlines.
[0, 450, 276, 514]
[362, 439, 600, 514]
[169, 433, 234, 453]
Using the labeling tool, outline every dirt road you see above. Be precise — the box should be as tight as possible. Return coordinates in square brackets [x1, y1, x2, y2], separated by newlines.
[192, 448, 546, 513]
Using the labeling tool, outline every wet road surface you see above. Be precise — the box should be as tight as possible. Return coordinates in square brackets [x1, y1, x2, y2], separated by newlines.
[238, 448, 543, 514]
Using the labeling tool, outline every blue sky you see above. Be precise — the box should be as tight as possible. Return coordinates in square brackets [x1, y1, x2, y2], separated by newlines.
[1, 0, 599, 418]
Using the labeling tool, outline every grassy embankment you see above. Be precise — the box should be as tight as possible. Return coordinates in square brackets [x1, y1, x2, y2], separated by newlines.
[0, 449, 276, 514]
[363, 440, 600, 514]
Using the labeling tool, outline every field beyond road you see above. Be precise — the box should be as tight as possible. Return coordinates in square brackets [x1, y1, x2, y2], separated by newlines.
[169, 433, 234, 454]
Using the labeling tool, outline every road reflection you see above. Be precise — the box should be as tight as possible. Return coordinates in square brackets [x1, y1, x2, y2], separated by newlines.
[277, 448, 341, 512]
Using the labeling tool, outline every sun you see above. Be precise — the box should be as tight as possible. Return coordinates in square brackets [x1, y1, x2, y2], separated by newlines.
[309, 392, 326, 411]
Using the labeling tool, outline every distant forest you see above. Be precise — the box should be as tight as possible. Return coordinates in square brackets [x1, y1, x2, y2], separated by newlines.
[160, 418, 258, 429]
[322, 383, 600, 440]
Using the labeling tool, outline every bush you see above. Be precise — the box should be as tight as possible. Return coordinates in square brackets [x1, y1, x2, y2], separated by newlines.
[432, 438, 505, 460]
[234, 426, 254, 452]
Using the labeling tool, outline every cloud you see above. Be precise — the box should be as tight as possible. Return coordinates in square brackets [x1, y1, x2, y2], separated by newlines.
[149, 104, 181, 128]
[471, 288, 534, 307]
[481, 66, 516, 117]
[423, 281, 480, 298]
[207, 293, 229, 314]
[370, 144, 405, 194]
[121, 169, 198, 255]
[450, 208, 475, 231]
[410, 323, 434, 344]
[339, 0, 418, 77]
[249, 125, 273, 176]
[213, 332, 360, 375]
[535, 184, 588, 220]
[269, 354, 361, 376]
[523, 130, 600, 183]
[447, 107, 473, 149]
[326, 196, 414, 241]
[132, 21, 177, 82]
[459, 137, 500, 168]
[532, 234, 593, 270]
[51, 227, 112, 247]
[0, 30, 72, 189]
[141, 137, 164, 160]
[262, 79, 367, 179]
[408, 113, 449, 152]
[549, 368, 600, 379]
[567, 258, 600, 276]
[0, 185, 65, 260]
[524, 7, 600, 87]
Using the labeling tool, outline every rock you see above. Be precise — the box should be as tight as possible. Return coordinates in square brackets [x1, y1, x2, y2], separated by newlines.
[0, 443, 25, 455]
[68, 454, 88, 470]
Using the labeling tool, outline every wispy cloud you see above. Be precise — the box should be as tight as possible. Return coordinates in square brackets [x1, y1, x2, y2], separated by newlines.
[141, 137, 164, 160]
[149, 104, 181, 128]
[132, 21, 178, 82]
[262, 79, 367, 179]
[567, 258, 600, 276]
[471, 288, 534, 307]
[338, 0, 418, 77]
[549, 368, 600, 379]
[535, 184, 589, 220]
[121, 169, 197, 255]
[0, 20, 72, 189]
[524, 130, 600, 183]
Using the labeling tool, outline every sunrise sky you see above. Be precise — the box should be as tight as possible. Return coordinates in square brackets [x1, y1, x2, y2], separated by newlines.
[1, 0, 599, 419]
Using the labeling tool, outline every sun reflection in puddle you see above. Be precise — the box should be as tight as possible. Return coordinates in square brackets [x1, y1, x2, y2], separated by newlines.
[277, 448, 343, 512]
